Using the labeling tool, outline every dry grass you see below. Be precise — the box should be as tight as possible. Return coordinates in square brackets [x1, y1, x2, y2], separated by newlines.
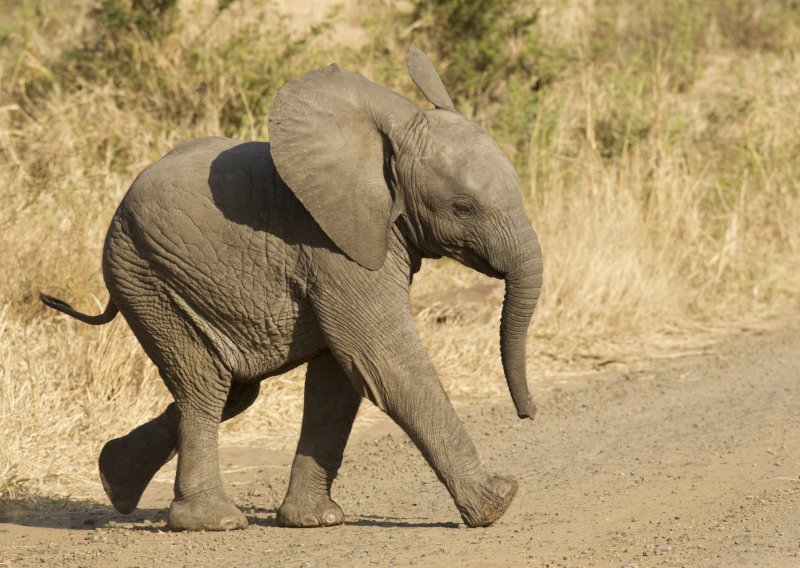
[1, 0, 799, 502]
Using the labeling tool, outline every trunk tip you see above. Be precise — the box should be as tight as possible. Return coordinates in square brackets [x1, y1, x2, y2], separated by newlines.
[515, 401, 537, 420]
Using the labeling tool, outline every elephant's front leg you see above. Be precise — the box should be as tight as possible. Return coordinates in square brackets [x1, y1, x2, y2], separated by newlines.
[278, 352, 361, 527]
[313, 274, 517, 528]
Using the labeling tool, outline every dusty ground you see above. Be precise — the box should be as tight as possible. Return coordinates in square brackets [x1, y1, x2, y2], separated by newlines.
[2, 322, 799, 567]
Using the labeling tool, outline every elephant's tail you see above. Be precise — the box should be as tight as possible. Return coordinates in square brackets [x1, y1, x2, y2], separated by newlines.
[39, 293, 119, 325]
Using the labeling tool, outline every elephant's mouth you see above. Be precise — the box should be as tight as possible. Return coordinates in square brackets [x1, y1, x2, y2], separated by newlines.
[461, 253, 503, 279]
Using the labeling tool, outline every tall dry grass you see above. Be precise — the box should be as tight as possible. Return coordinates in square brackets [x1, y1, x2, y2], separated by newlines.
[1, 0, 799, 501]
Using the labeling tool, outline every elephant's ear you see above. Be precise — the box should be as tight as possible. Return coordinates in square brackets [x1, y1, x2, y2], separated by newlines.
[269, 64, 418, 270]
[407, 45, 456, 112]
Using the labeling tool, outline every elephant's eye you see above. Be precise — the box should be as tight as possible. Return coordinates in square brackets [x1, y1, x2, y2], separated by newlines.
[452, 198, 475, 218]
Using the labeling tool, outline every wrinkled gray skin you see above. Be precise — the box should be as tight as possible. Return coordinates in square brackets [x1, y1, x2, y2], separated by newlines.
[41, 47, 543, 531]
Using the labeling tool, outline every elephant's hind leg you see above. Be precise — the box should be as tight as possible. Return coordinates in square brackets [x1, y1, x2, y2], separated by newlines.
[277, 353, 361, 528]
[99, 403, 178, 515]
[109, 293, 249, 531]
[99, 383, 259, 515]
[168, 394, 248, 532]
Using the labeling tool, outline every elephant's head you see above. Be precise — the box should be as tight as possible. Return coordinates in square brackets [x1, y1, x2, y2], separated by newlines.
[269, 46, 543, 419]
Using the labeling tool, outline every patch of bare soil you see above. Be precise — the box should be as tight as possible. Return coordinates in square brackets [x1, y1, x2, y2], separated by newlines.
[2, 323, 799, 567]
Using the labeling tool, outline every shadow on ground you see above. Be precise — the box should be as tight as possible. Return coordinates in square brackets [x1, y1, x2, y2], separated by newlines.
[347, 515, 460, 529]
[242, 507, 459, 529]
[0, 495, 167, 531]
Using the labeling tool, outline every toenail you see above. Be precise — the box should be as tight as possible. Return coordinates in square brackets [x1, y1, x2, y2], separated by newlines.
[221, 517, 236, 530]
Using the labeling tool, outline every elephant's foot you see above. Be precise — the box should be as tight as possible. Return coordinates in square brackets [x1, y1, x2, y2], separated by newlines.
[167, 489, 248, 531]
[457, 475, 518, 528]
[276, 495, 345, 528]
[99, 436, 175, 515]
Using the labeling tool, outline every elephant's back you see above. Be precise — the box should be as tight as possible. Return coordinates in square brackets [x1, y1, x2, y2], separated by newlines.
[107, 136, 319, 256]
[121, 136, 275, 219]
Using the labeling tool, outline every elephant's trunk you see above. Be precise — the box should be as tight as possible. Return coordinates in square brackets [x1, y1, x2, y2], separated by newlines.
[499, 225, 543, 420]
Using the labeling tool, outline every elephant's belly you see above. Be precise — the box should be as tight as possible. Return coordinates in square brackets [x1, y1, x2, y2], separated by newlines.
[170, 273, 326, 382]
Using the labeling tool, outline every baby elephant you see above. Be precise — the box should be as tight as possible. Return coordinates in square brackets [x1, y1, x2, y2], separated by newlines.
[42, 46, 543, 531]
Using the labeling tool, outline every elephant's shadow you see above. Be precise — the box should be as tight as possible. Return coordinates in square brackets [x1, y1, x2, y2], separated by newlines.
[245, 507, 460, 529]
[1, 498, 460, 531]
[0, 495, 167, 531]
[343, 516, 459, 529]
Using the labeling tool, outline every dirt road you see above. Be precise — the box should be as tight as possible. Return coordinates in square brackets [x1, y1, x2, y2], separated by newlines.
[2, 324, 799, 567]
